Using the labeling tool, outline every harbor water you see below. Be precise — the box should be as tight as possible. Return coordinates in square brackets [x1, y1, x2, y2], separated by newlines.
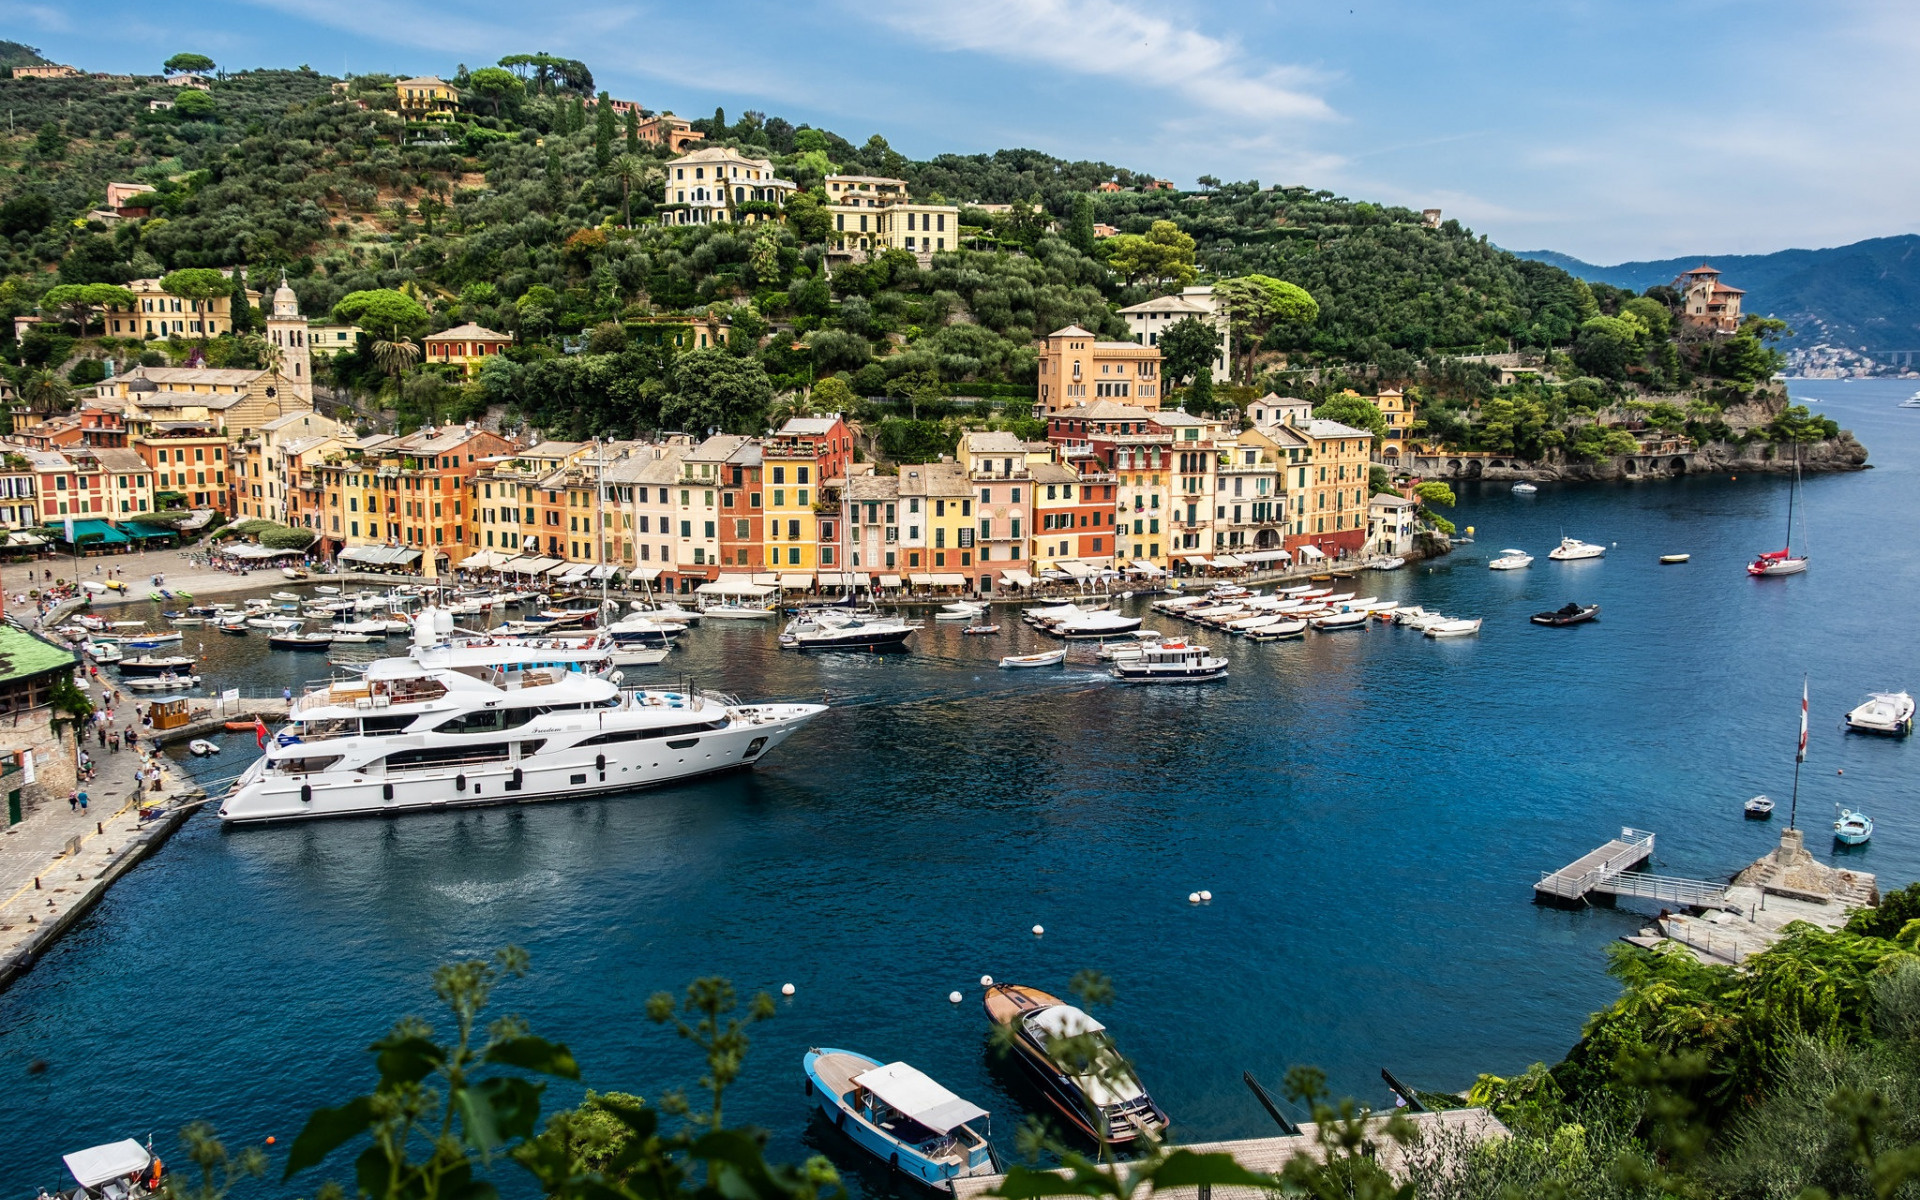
[3, 378, 1917, 1193]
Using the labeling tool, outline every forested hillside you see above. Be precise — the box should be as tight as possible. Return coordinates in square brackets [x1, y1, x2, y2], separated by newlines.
[0, 58, 1817, 456]
[1515, 235, 1920, 355]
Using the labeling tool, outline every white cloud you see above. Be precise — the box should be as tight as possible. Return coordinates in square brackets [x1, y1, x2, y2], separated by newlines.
[874, 0, 1335, 123]
[0, 2, 74, 34]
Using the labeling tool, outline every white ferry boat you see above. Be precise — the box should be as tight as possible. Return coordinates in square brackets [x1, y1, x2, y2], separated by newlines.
[217, 612, 825, 825]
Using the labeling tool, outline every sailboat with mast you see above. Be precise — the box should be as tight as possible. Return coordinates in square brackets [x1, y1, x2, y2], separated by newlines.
[1749, 446, 1809, 576]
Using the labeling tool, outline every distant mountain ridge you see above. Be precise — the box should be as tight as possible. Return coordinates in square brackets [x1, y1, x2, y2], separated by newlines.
[1510, 236, 1920, 352]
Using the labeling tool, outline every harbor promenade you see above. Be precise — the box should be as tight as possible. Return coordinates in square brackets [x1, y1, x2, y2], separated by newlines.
[0, 692, 290, 993]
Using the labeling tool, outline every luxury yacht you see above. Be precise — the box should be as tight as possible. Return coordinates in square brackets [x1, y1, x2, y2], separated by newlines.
[1547, 537, 1606, 561]
[1488, 549, 1534, 570]
[779, 609, 917, 650]
[218, 612, 825, 824]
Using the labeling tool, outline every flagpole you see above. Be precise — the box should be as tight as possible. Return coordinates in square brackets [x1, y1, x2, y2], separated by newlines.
[1789, 674, 1808, 830]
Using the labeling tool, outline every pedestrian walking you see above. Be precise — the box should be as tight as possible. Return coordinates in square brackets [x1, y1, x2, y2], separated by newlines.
[97, 727, 106, 749]
[109, 730, 120, 753]
[78, 791, 88, 812]
[68, 791, 77, 812]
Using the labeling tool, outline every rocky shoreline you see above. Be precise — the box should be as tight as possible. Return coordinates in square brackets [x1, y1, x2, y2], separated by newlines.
[1476, 431, 1868, 483]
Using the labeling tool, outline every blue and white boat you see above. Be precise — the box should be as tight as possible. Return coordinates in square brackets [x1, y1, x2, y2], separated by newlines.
[1834, 807, 1873, 846]
[803, 1048, 997, 1185]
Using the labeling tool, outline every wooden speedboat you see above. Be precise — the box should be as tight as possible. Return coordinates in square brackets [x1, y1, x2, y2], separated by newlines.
[1530, 602, 1599, 627]
[1744, 795, 1775, 820]
[982, 984, 1168, 1145]
[1001, 649, 1066, 668]
[218, 620, 249, 636]
[803, 1049, 997, 1184]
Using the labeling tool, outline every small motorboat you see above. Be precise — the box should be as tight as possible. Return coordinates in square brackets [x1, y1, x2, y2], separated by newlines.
[802, 1049, 997, 1184]
[218, 620, 250, 636]
[1426, 618, 1483, 638]
[282, 566, 309, 580]
[1744, 795, 1775, 820]
[1834, 807, 1873, 846]
[1310, 610, 1370, 630]
[982, 983, 1169, 1145]
[56, 1138, 164, 1200]
[936, 601, 987, 622]
[268, 629, 334, 650]
[1659, 554, 1691, 564]
[270, 591, 301, 602]
[315, 585, 341, 595]
[88, 641, 124, 663]
[1548, 537, 1606, 561]
[1488, 549, 1533, 571]
[611, 646, 670, 666]
[117, 654, 199, 675]
[1531, 602, 1600, 627]
[1845, 691, 1915, 736]
[124, 673, 202, 691]
[125, 631, 184, 648]
[1001, 649, 1066, 668]
[188, 738, 219, 756]
[1511, 482, 1539, 495]
[1245, 618, 1307, 641]
[962, 624, 1000, 635]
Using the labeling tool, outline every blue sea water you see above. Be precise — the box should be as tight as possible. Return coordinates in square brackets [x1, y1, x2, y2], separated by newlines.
[2, 378, 1917, 1194]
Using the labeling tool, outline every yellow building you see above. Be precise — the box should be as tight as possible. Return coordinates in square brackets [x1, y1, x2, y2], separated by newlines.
[762, 440, 823, 573]
[396, 76, 460, 117]
[1288, 418, 1374, 557]
[100, 276, 259, 340]
[824, 174, 959, 257]
[1367, 388, 1411, 467]
[307, 323, 364, 359]
[895, 460, 973, 580]
[664, 147, 797, 226]
[1035, 325, 1164, 414]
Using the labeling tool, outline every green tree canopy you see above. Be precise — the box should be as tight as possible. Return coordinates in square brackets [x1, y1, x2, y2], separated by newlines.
[1312, 393, 1387, 438]
[1572, 315, 1641, 379]
[1157, 315, 1220, 388]
[810, 375, 856, 410]
[163, 52, 215, 74]
[1218, 274, 1318, 381]
[333, 289, 431, 342]
[159, 268, 230, 341]
[663, 349, 772, 435]
[466, 67, 522, 117]
[1104, 220, 1196, 291]
[41, 283, 134, 336]
[171, 89, 215, 119]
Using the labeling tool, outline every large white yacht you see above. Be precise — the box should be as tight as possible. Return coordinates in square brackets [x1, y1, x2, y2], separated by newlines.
[1547, 537, 1606, 561]
[217, 612, 826, 825]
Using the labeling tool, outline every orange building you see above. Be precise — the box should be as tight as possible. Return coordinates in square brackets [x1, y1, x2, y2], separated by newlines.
[1034, 325, 1163, 414]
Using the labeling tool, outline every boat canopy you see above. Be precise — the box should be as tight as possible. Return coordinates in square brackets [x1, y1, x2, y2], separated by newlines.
[1027, 1003, 1106, 1040]
[851, 1062, 989, 1132]
[64, 1140, 151, 1188]
[1499, 549, 1527, 556]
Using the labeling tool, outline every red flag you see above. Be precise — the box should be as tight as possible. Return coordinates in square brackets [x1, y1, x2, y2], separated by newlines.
[1797, 678, 1809, 763]
[255, 717, 268, 749]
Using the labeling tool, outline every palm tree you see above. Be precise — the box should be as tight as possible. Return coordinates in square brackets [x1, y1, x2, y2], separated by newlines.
[20, 368, 71, 419]
[373, 338, 422, 399]
[768, 391, 819, 427]
[609, 154, 651, 228]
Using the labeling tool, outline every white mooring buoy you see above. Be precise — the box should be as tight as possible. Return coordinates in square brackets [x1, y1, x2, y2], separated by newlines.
[949, 991, 963, 1003]
[1200, 889, 1213, 901]
[781, 983, 796, 997]
[1032, 924, 1044, 936]
[980, 974, 994, 986]
[1188, 892, 1201, 904]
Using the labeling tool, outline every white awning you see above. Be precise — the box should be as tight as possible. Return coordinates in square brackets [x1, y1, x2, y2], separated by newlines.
[558, 563, 594, 581]
[226, 542, 306, 560]
[819, 572, 869, 587]
[1183, 555, 1209, 566]
[1000, 568, 1034, 586]
[339, 545, 421, 566]
[1213, 554, 1246, 568]
[589, 564, 620, 580]
[909, 572, 967, 587]
[851, 1063, 989, 1134]
[751, 573, 780, 586]
[778, 573, 814, 589]
[625, 567, 662, 583]
[1238, 549, 1292, 564]
[64, 1141, 151, 1189]
[696, 578, 775, 597]
[1058, 560, 1098, 579]
[458, 550, 508, 569]
[7, 531, 47, 546]
[878, 574, 904, 588]
[1297, 545, 1326, 561]
[1130, 559, 1166, 575]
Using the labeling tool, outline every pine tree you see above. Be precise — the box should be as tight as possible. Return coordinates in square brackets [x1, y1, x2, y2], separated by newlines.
[569, 95, 586, 135]
[712, 106, 725, 136]
[594, 92, 615, 171]
[229, 269, 255, 335]
[1068, 193, 1095, 255]
[624, 107, 639, 155]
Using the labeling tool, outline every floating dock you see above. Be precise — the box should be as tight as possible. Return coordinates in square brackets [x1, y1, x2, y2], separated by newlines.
[1535, 827, 1732, 910]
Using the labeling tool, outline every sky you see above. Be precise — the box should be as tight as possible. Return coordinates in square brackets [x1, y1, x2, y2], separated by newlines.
[7, 0, 1919, 264]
